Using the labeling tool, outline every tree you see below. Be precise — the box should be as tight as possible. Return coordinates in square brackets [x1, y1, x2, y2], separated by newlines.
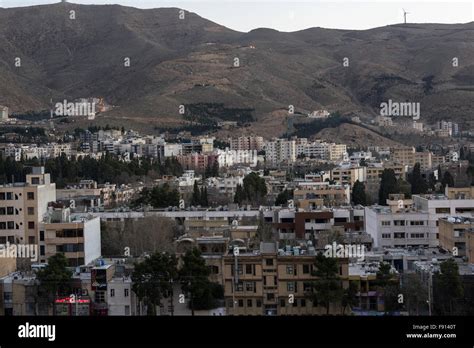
[307, 253, 344, 314]
[275, 189, 292, 206]
[401, 273, 428, 315]
[378, 169, 399, 205]
[375, 262, 400, 314]
[200, 187, 209, 207]
[36, 254, 73, 313]
[234, 184, 244, 205]
[441, 171, 454, 189]
[409, 163, 428, 194]
[433, 259, 464, 315]
[132, 252, 178, 315]
[342, 281, 359, 315]
[191, 180, 201, 206]
[179, 248, 222, 315]
[352, 180, 367, 206]
[242, 172, 267, 205]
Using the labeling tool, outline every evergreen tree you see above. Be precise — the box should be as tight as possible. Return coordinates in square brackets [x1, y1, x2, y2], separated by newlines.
[132, 252, 177, 315]
[409, 163, 428, 194]
[179, 248, 223, 315]
[307, 253, 344, 314]
[378, 169, 399, 205]
[433, 259, 464, 315]
[234, 184, 244, 205]
[352, 180, 367, 206]
[441, 171, 455, 189]
[36, 254, 73, 313]
[191, 180, 201, 206]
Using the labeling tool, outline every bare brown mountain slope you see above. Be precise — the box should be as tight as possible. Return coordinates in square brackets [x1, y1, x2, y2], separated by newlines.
[0, 3, 473, 136]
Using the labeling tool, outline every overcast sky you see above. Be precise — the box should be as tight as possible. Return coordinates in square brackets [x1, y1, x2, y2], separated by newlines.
[1, 0, 472, 32]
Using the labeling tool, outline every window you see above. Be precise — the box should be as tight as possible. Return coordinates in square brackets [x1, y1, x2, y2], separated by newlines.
[245, 264, 253, 275]
[124, 289, 129, 297]
[256, 300, 262, 307]
[0, 222, 5, 230]
[31, 177, 40, 185]
[301, 299, 306, 307]
[40, 245, 45, 256]
[110, 289, 115, 297]
[6, 207, 13, 215]
[286, 265, 293, 275]
[236, 282, 243, 292]
[28, 236, 35, 244]
[435, 208, 450, 214]
[382, 233, 391, 239]
[27, 207, 34, 215]
[39, 231, 44, 241]
[265, 258, 274, 266]
[0, 192, 5, 200]
[303, 264, 310, 274]
[267, 293, 274, 301]
[0, 207, 5, 215]
[238, 299, 244, 307]
[394, 220, 405, 226]
[381, 221, 391, 226]
[27, 192, 34, 200]
[394, 232, 405, 239]
[280, 299, 285, 307]
[7, 221, 14, 229]
[245, 282, 255, 292]
[6, 192, 12, 200]
[410, 221, 424, 226]
[28, 221, 35, 229]
[95, 291, 105, 303]
[410, 233, 424, 239]
[0, 237, 6, 244]
[247, 299, 252, 307]
[287, 282, 295, 292]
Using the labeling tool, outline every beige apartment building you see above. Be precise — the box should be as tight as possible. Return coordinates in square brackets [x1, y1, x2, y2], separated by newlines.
[438, 217, 474, 263]
[391, 147, 432, 170]
[331, 166, 366, 186]
[223, 242, 349, 315]
[41, 208, 101, 266]
[293, 182, 350, 208]
[366, 163, 406, 182]
[0, 167, 56, 246]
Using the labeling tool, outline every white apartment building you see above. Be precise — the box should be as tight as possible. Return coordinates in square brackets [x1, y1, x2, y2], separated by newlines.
[0, 167, 56, 245]
[265, 139, 297, 165]
[365, 194, 474, 249]
[108, 276, 136, 316]
[164, 144, 183, 157]
[207, 176, 244, 195]
[216, 149, 258, 167]
[0, 106, 8, 121]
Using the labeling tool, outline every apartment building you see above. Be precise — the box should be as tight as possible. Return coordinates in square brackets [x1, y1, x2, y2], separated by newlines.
[0, 167, 56, 246]
[366, 193, 474, 249]
[41, 208, 101, 266]
[223, 242, 349, 315]
[293, 181, 351, 208]
[391, 147, 432, 170]
[265, 139, 297, 165]
[331, 166, 366, 186]
[365, 205, 432, 248]
[177, 153, 218, 172]
[438, 217, 474, 263]
[229, 136, 264, 151]
[366, 163, 406, 182]
[215, 149, 258, 167]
